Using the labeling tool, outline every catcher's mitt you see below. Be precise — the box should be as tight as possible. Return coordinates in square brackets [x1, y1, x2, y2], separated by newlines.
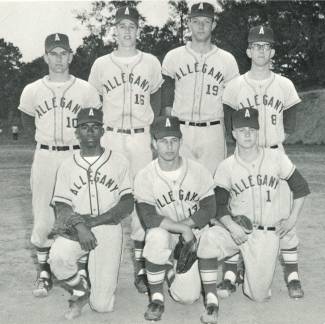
[232, 215, 253, 233]
[174, 235, 198, 274]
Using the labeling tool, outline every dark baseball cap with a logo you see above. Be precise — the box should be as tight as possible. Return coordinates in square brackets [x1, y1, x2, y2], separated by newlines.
[189, 2, 215, 19]
[152, 116, 182, 139]
[248, 25, 274, 43]
[232, 108, 259, 130]
[77, 108, 103, 127]
[45, 33, 72, 52]
[115, 5, 139, 26]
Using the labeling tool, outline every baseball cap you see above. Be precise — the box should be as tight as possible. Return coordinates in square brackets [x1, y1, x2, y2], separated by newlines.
[232, 108, 259, 130]
[248, 25, 274, 43]
[189, 2, 215, 19]
[152, 116, 182, 139]
[77, 108, 103, 127]
[115, 5, 139, 26]
[45, 33, 72, 52]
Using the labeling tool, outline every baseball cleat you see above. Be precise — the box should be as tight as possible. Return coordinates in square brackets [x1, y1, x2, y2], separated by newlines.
[144, 300, 165, 321]
[200, 303, 219, 324]
[287, 280, 304, 299]
[216, 279, 236, 298]
[134, 274, 149, 294]
[64, 291, 90, 320]
[32, 277, 53, 297]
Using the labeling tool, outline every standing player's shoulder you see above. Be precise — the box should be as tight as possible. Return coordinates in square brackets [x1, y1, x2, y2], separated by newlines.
[141, 51, 160, 63]
[274, 73, 296, 88]
[216, 47, 237, 62]
[91, 53, 112, 68]
[109, 149, 130, 168]
[163, 45, 186, 61]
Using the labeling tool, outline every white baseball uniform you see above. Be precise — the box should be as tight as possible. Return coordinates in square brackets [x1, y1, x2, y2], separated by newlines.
[18, 76, 101, 248]
[88, 50, 163, 241]
[198, 148, 297, 301]
[49, 149, 132, 312]
[162, 42, 239, 175]
[222, 71, 302, 248]
[134, 157, 215, 303]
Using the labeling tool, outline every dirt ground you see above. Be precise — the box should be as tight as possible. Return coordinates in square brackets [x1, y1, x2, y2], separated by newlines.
[0, 143, 324, 324]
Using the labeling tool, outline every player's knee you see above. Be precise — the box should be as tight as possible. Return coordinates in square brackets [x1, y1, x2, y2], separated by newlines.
[197, 228, 223, 259]
[145, 227, 170, 247]
[48, 250, 76, 280]
[169, 287, 200, 304]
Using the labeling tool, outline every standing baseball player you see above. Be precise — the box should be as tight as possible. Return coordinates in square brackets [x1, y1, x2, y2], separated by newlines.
[161, 1, 239, 175]
[88, 5, 163, 294]
[134, 116, 217, 323]
[197, 107, 309, 315]
[18, 33, 101, 297]
[49, 107, 133, 319]
[219, 25, 304, 299]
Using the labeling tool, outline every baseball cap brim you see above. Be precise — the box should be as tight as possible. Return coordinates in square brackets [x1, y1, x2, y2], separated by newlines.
[154, 130, 182, 140]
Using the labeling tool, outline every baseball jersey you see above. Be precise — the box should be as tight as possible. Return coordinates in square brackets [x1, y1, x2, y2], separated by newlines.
[134, 158, 214, 223]
[18, 76, 101, 145]
[214, 148, 295, 226]
[223, 72, 301, 146]
[162, 42, 239, 121]
[88, 50, 163, 128]
[52, 149, 132, 216]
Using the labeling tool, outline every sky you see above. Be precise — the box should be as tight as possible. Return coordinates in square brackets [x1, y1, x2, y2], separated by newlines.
[0, 0, 170, 62]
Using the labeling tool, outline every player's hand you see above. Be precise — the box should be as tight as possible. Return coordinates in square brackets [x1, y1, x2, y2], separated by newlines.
[76, 224, 97, 251]
[181, 226, 194, 243]
[275, 218, 295, 238]
[228, 222, 248, 245]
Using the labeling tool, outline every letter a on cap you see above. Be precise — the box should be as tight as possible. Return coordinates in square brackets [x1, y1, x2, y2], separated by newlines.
[245, 109, 251, 118]
[55, 33, 60, 41]
[89, 108, 94, 116]
[125, 7, 130, 15]
[259, 26, 265, 34]
[198, 2, 204, 10]
[165, 118, 171, 127]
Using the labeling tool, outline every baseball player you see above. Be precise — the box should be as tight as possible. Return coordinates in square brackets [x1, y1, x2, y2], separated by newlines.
[197, 107, 309, 310]
[134, 116, 218, 323]
[18, 33, 101, 297]
[161, 1, 239, 176]
[48, 108, 133, 319]
[219, 25, 304, 299]
[88, 5, 163, 294]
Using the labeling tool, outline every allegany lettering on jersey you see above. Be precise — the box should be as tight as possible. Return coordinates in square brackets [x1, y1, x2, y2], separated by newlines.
[175, 63, 224, 83]
[70, 173, 118, 196]
[36, 97, 81, 119]
[231, 174, 279, 197]
[156, 189, 199, 208]
[103, 73, 150, 93]
[239, 95, 285, 113]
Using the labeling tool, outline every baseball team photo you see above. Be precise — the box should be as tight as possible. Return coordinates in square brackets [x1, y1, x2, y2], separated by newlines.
[0, 1, 324, 323]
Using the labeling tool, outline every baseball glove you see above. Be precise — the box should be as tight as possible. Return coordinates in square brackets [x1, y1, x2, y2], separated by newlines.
[174, 235, 198, 274]
[232, 215, 253, 233]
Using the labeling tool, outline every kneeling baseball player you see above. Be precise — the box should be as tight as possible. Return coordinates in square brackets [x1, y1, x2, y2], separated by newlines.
[48, 108, 133, 319]
[134, 116, 219, 323]
[198, 108, 309, 304]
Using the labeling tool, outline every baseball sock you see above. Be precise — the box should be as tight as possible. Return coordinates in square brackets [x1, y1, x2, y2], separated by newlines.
[199, 258, 219, 306]
[281, 247, 300, 282]
[65, 272, 88, 296]
[36, 247, 51, 278]
[77, 254, 89, 278]
[145, 260, 166, 301]
[134, 240, 146, 276]
[223, 253, 240, 284]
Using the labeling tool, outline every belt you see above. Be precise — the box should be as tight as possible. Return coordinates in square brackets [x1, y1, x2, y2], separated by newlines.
[270, 145, 278, 149]
[255, 225, 276, 231]
[106, 126, 145, 134]
[40, 144, 80, 151]
[179, 120, 220, 127]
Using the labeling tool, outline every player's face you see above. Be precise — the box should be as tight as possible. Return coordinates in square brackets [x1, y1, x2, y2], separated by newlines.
[246, 42, 275, 67]
[116, 19, 138, 48]
[44, 47, 72, 74]
[154, 136, 181, 162]
[232, 127, 258, 149]
[76, 122, 104, 149]
[188, 17, 215, 42]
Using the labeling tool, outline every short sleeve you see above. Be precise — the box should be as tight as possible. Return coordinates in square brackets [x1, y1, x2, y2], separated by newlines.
[150, 56, 164, 94]
[224, 53, 239, 85]
[278, 151, 295, 180]
[18, 84, 36, 117]
[162, 51, 175, 79]
[213, 160, 232, 191]
[222, 77, 238, 109]
[83, 83, 102, 109]
[52, 162, 73, 206]
[118, 159, 133, 197]
[199, 166, 216, 200]
[88, 59, 103, 95]
[283, 78, 301, 110]
[134, 169, 156, 205]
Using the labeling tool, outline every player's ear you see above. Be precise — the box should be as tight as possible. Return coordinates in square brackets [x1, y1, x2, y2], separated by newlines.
[232, 129, 237, 140]
[211, 20, 216, 31]
[270, 48, 275, 58]
[68, 53, 74, 64]
[152, 138, 158, 151]
[43, 53, 49, 65]
[246, 48, 252, 59]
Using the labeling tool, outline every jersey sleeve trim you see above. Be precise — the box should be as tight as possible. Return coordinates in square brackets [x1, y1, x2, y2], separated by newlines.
[18, 106, 35, 117]
[281, 165, 296, 181]
[283, 98, 302, 110]
[52, 196, 72, 206]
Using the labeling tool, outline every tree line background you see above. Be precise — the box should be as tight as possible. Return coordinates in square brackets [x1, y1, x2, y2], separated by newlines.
[1, 0, 324, 126]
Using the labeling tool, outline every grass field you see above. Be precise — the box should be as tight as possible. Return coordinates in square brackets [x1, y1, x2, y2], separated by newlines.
[0, 143, 324, 324]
